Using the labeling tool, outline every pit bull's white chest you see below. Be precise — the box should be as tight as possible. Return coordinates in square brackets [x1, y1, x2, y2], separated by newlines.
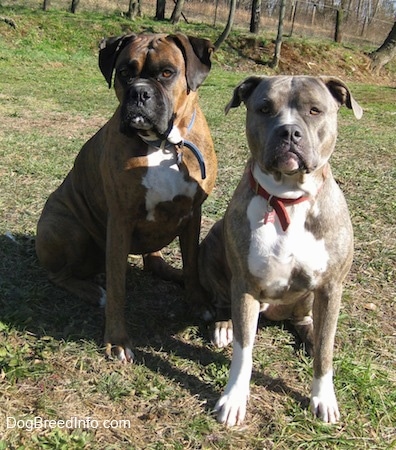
[247, 196, 329, 298]
[142, 145, 197, 221]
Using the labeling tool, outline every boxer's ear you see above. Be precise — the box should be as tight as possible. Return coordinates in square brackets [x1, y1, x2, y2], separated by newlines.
[169, 34, 214, 92]
[321, 76, 363, 119]
[99, 34, 136, 88]
[225, 76, 262, 114]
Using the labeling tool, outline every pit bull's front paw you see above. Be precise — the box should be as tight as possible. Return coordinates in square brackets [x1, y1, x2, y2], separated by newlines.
[212, 320, 233, 348]
[104, 340, 134, 363]
[310, 394, 339, 423]
[213, 389, 249, 426]
[310, 373, 340, 423]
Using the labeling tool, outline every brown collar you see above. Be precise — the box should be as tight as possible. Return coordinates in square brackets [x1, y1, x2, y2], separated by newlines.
[249, 167, 311, 231]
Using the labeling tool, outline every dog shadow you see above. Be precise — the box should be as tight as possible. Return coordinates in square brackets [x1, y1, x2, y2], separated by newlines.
[0, 232, 309, 413]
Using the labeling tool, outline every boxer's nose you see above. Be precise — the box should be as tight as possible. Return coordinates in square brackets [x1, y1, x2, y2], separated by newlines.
[129, 82, 154, 106]
[128, 81, 156, 107]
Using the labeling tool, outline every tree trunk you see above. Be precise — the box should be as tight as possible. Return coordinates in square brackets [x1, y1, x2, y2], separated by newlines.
[214, 0, 236, 50]
[70, 0, 80, 14]
[42, 0, 50, 11]
[214, 0, 220, 26]
[155, 0, 166, 20]
[170, 0, 185, 24]
[289, 1, 298, 37]
[127, 0, 141, 19]
[250, 0, 261, 34]
[334, 8, 343, 43]
[271, 0, 286, 69]
[369, 22, 396, 74]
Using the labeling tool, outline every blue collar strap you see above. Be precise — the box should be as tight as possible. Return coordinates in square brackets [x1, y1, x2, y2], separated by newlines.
[179, 140, 206, 179]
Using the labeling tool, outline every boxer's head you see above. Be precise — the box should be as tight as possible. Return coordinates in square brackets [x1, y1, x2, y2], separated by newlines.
[99, 33, 213, 139]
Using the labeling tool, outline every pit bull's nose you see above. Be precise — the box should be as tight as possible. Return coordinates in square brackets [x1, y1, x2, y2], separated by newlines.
[278, 125, 303, 144]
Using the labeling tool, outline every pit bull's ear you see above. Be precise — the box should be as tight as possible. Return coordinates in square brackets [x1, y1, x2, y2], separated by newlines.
[99, 34, 136, 88]
[321, 76, 363, 120]
[169, 34, 214, 92]
[225, 76, 262, 115]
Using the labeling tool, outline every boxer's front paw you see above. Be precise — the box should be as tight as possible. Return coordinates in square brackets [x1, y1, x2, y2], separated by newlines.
[213, 388, 249, 427]
[104, 335, 134, 363]
[310, 372, 339, 423]
[212, 320, 233, 348]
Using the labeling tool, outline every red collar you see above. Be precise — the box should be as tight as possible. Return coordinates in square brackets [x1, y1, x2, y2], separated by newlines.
[249, 168, 311, 231]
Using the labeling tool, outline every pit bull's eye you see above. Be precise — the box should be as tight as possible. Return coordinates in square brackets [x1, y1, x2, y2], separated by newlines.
[310, 107, 321, 115]
[260, 101, 272, 114]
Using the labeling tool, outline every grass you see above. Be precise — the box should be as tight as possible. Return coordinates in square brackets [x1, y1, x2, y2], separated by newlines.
[1, 6, 396, 449]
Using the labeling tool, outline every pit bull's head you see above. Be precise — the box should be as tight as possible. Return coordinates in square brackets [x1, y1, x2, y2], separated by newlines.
[226, 76, 362, 178]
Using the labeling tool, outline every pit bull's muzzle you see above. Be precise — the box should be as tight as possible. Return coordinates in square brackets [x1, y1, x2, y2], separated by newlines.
[266, 123, 312, 174]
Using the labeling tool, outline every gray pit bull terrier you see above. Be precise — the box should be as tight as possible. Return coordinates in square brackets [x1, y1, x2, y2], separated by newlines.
[199, 75, 363, 426]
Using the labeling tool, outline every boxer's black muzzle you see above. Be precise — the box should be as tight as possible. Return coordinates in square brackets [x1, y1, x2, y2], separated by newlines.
[120, 79, 174, 138]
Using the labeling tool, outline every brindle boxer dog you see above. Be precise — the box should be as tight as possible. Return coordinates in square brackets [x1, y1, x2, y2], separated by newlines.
[36, 33, 217, 362]
[199, 76, 362, 426]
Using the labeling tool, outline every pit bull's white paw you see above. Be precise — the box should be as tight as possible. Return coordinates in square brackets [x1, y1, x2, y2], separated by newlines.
[214, 389, 249, 426]
[310, 371, 340, 423]
[212, 320, 233, 348]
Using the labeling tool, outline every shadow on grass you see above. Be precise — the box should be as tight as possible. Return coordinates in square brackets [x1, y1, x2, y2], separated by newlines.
[0, 232, 310, 412]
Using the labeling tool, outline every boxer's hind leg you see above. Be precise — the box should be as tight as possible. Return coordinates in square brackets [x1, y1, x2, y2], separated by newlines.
[142, 251, 183, 284]
[261, 294, 314, 356]
[36, 212, 106, 306]
[290, 293, 314, 356]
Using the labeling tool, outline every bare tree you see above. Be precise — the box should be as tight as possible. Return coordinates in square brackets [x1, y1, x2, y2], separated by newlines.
[214, 0, 236, 50]
[250, 0, 261, 33]
[127, 0, 141, 19]
[369, 21, 396, 74]
[170, 0, 185, 24]
[334, 4, 345, 43]
[70, 0, 80, 14]
[155, 0, 166, 20]
[271, 0, 286, 68]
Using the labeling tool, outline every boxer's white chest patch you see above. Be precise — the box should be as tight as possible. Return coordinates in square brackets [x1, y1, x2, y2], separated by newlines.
[142, 145, 197, 221]
[247, 196, 329, 297]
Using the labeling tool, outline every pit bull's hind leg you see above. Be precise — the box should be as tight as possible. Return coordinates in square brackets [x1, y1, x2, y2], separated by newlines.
[36, 211, 105, 306]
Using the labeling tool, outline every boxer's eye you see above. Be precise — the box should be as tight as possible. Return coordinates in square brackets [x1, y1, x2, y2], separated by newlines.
[161, 69, 174, 79]
[118, 68, 130, 79]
